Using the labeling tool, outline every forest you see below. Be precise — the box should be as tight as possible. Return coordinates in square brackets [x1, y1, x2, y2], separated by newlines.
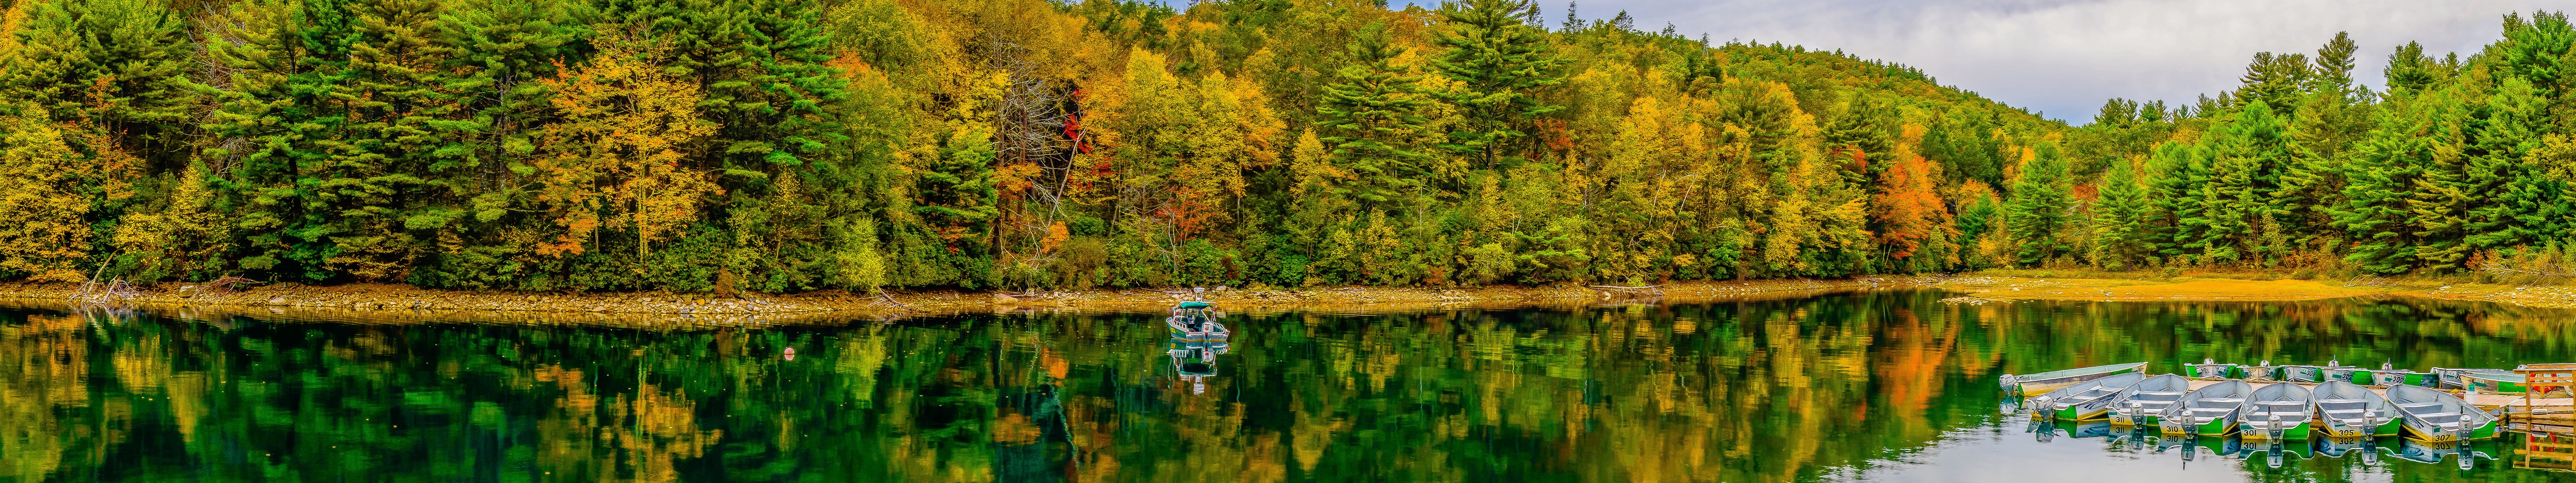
[0, 0, 2570, 293]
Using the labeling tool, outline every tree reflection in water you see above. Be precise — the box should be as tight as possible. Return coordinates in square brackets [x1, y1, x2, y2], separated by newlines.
[4, 291, 2576, 481]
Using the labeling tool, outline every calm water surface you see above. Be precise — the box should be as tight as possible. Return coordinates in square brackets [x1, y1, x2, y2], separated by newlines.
[6, 290, 2576, 482]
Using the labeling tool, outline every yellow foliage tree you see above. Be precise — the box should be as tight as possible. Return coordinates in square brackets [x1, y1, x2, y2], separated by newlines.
[113, 162, 230, 280]
[0, 110, 132, 281]
[530, 33, 723, 258]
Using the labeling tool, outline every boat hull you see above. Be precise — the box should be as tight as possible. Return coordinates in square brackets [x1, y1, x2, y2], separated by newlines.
[2194, 415, 2240, 436]
[2320, 417, 2404, 438]
[2109, 412, 2161, 427]
[2055, 405, 2113, 421]
[2239, 421, 2311, 441]
[2009, 363, 2145, 395]
[2402, 419, 2499, 442]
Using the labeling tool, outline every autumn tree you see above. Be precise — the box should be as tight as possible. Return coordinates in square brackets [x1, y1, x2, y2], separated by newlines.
[530, 32, 723, 259]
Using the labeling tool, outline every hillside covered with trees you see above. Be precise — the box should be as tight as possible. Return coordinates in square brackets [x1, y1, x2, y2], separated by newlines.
[0, 0, 2567, 293]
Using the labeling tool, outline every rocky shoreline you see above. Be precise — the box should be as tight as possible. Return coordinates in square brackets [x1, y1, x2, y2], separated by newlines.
[0, 278, 1895, 326]
[8, 273, 2566, 328]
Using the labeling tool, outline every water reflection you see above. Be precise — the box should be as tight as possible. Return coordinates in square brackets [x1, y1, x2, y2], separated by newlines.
[6, 291, 2576, 481]
[1165, 336, 1229, 395]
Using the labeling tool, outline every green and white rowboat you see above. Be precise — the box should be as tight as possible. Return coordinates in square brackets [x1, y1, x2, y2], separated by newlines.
[2163, 379, 2253, 436]
[2237, 382, 2314, 441]
[2387, 384, 2499, 441]
[2001, 361, 2148, 395]
[2108, 373, 2191, 427]
[2431, 367, 2514, 390]
[2280, 361, 2352, 383]
[2028, 371, 2147, 421]
[2185, 359, 2237, 379]
[2313, 380, 2403, 437]
[2364, 363, 2438, 388]
[2462, 372, 2528, 393]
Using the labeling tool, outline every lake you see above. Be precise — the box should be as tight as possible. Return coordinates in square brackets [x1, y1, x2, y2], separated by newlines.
[5, 290, 2575, 482]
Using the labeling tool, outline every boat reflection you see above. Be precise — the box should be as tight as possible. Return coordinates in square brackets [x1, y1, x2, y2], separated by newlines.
[2383, 436, 2497, 468]
[1166, 335, 1229, 395]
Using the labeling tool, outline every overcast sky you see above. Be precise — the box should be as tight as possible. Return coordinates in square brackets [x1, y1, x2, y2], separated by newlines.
[1379, 0, 2566, 124]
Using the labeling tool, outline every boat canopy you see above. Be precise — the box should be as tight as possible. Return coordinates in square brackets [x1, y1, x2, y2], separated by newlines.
[1178, 301, 1214, 309]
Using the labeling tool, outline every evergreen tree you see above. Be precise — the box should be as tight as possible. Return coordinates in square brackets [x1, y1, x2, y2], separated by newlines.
[206, 0, 362, 282]
[1, 0, 201, 169]
[1314, 25, 1429, 209]
[2282, 33, 2374, 242]
[2143, 142, 2207, 261]
[2464, 77, 2550, 251]
[2008, 142, 2072, 266]
[1430, 0, 1563, 167]
[2233, 52, 2312, 112]
[2090, 158, 2146, 269]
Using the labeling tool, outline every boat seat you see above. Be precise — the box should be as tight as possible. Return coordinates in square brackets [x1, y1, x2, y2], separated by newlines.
[2316, 398, 2364, 404]
[2203, 398, 2245, 403]
[2257, 400, 2304, 405]
[2322, 408, 2365, 415]
[2133, 391, 2184, 396]
[2397, 402, 2442, 409]
[2415, 412, 2462, 419]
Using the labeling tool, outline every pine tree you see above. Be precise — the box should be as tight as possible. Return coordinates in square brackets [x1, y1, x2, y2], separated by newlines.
[314, 0, 483, 281]
[2007, 142, 2072, 266]
[2405, 90, 2475, 272]
[2464, 77, 2550, 251]
[2233, 52, 2312, 112]
[2280, 33, 2372, 242]
[1431, 0, 1563, 167]
[2090, 158, 2146, 269]
[0, 0, 200, 169]
[206, 0, 360, 282]
[2383, 42, 2449, 96]
[443, 0, 587, 175]
[1315, 26, 1430, 209]
[2143, 142, 2207, 261]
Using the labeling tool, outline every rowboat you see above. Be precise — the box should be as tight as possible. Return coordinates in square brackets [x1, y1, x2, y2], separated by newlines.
[2241, 360, 2281, 381]
[2312, 380, 2402, 437]
[2325, 366, 2368, 385]
[2185, 359, 2236, 379]
[1166, 301, 1229, 341]
[2462, 372, 2529, 393]
[2280, 361, 2351, 383]
[2238, 382, 2314, 441]
[2367, 363, 2438, 388]
[2029, 371, 2145, 421]
[2163, 379, 2253, 436]
[2108, 373, 2190, 427]
[2387, 384, 2499, 441]
[2001, 361, 2148, 395]
[2431, 367, 2513, 390]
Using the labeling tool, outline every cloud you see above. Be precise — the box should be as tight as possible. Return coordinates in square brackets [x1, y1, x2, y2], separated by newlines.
[1450, 0, 2551, 123]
